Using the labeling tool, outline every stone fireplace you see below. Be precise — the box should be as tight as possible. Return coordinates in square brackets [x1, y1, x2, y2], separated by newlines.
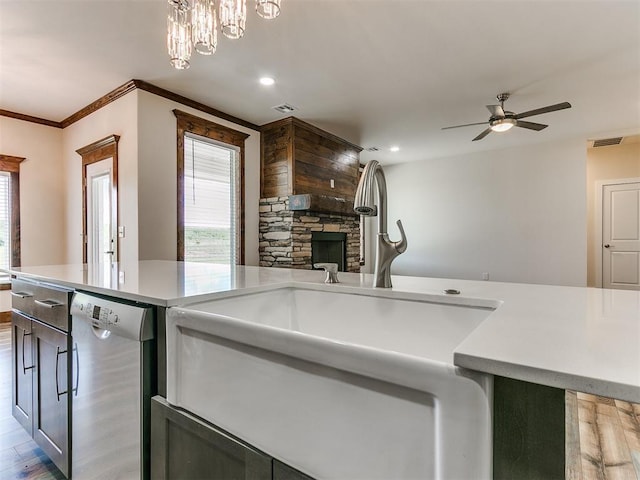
[259, 196, 361, 272]
[259, 117, 363, 272]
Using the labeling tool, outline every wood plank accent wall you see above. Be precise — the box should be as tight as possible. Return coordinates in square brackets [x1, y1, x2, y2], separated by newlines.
[260, 117, 362, 200]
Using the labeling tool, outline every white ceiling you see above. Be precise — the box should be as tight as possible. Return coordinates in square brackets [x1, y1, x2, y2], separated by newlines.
[1, 0, 639, 165]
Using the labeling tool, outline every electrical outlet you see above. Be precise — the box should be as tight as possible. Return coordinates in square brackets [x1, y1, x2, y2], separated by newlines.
[482, 272, 489, 281]
[118, 226, 125, 238]
[330, 179, 335, 188]
[119, 271, 125, 284]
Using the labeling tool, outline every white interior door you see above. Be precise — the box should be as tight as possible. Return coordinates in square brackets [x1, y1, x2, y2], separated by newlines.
[602, 181, 640, 290]
[86, 158, 116, 267]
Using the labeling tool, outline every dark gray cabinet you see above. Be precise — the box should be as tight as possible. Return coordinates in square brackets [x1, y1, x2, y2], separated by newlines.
[11, 311, 33, 433]
[151, 397, 272, 480]
[272, 460, 315, 480]
[151, 397, 314, 480]
[11, 279, 72, 479]
[32, 318, 72, 477]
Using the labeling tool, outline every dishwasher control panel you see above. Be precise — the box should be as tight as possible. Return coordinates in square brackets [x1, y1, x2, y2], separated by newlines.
[86, 302, 119, 327]
[71, 292, 154, 341]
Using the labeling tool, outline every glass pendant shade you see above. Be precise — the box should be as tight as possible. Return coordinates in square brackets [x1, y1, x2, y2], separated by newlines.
[220, 0, 247, 39]
[167, 0, 192, 69]
[192, 0, 217, 55]
[256, 0, 281, 19]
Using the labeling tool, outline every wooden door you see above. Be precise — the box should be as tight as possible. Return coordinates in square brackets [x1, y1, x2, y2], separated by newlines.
[32, 320, 70, 478]
[11, 311, 33, 434]
[603, 182, 640, 290]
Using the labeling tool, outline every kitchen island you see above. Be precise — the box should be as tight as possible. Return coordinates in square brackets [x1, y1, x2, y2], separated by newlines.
[7, 260, 639, 401]
[5, 260, 640, 479]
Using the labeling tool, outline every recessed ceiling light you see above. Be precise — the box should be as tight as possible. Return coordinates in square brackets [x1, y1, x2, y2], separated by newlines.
[259, 76, 275, 86]
[390, 146, 400, 152]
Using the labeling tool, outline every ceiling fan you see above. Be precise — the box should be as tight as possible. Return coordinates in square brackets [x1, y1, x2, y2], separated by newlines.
[442, 93, 572, 141]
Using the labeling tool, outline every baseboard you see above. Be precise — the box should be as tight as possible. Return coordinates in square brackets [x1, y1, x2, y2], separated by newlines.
[0, 311, 11, 323]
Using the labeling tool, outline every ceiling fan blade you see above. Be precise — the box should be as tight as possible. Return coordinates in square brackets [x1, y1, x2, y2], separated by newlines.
[486, 104, 505, 117]
[472, 128, 493, 141]
[514, 102, 572, 119]
[442, 121, 488, 130]
[516, 120, 548, 131]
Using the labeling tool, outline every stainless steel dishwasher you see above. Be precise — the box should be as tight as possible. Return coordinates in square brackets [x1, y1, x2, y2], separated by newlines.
[70, 291, 154, 480]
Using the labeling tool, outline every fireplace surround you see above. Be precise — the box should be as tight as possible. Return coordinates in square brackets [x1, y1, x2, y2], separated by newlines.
[259, 197, 360, 272]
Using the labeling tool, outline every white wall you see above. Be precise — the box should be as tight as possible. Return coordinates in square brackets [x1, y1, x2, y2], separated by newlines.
[136, 91, 261, 265]
[0, 117, 65, 266]
[61, 92, 139, 265]
[382, 139, 587, 286]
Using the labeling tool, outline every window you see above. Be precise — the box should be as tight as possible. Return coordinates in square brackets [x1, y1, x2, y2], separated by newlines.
[183, 134, 239, 264]
[0, 155, 24, 275]
[0, 172, 10, 269]
[174, 110, 249, 264]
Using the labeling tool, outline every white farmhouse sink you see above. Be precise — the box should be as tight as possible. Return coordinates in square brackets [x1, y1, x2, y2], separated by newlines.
[167, 284, 497, 479]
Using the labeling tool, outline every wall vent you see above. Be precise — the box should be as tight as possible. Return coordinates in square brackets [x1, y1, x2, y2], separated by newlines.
[272, 103, 296, 114]
[592, 137, 623, 147]
[365, 147, 379, 152]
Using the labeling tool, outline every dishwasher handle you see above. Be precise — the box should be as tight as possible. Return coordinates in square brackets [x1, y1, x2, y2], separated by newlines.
[72, 344, 79, 397]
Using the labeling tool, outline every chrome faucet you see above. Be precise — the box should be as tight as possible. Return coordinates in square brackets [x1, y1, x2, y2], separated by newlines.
[354, 160, 407, 288]
[314, 263, 340, 284]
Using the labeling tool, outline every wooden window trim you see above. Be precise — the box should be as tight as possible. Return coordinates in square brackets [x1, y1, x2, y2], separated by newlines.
[174, 109, 249, 264]
[76, 135, 120, 263]
[0, 155, 25, 268]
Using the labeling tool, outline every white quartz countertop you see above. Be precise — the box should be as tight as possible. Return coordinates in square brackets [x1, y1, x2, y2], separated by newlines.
[5, 261, 640, 402]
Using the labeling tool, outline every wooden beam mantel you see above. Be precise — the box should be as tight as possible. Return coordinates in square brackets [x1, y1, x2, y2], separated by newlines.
[288, 194, 357, 216]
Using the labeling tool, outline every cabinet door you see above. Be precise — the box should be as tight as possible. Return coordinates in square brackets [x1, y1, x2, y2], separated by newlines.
[273, 460, 315, 480]
[11, 311, 33, 434]
[32, 320, 71, 478]
[151, 397, 271, 480]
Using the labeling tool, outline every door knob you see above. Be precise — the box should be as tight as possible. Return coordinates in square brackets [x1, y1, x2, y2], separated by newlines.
[604, 244, 611, 248]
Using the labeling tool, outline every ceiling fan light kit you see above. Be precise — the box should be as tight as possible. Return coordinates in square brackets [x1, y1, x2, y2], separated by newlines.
[167, 0, 282, 70]
[490, 118, 516, 132]
[443, 92, 572, 141]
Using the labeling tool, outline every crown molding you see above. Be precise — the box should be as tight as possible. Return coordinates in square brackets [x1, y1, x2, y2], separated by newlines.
[136, 80, 260, 131]
[1, 79, 260, 132]
[0, 109, 62, 128]
[60, 81, 137, 128]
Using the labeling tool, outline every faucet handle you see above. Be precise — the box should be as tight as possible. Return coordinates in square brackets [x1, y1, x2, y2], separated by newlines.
[313, 263, 340, 284]
[394, 219, 407, 253]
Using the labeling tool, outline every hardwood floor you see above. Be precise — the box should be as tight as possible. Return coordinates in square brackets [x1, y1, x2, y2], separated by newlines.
[567, 390, 640, 480]
[0, 321, 638, 480]
[0, 321, 64, 480]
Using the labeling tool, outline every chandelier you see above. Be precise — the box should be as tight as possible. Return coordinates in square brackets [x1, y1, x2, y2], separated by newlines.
[167, 0, 282, 70]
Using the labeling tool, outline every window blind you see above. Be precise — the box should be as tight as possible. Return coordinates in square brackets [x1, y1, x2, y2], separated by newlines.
[0, 172, 10, 269]
[183, 134, 237, 264]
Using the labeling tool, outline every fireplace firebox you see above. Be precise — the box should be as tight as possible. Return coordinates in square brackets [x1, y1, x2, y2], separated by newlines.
[311, 232, 347, 272]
